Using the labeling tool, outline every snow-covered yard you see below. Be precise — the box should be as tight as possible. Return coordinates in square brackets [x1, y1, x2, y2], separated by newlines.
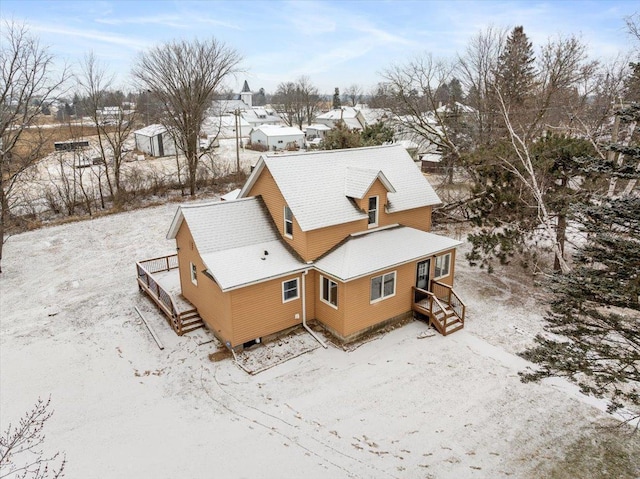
[1, 200, 638, 478]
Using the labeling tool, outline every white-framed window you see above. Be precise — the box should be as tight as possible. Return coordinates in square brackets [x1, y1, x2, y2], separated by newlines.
[282, 278, 299, 302]
[190, 262, 198, 286]
[284, 205, 293, 238]
[370, 271, 396, 303]
[434, 253, 451, 279]
[367, 196, 379, 227]
[320, 275, 338, 308]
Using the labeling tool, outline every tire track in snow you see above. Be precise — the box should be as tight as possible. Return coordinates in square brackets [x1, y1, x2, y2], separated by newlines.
[198, 365, 400, 479]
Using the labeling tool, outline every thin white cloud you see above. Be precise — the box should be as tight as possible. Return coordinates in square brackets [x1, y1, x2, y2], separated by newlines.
[96, 13, 242, 30]
[29, 23, 150, 50]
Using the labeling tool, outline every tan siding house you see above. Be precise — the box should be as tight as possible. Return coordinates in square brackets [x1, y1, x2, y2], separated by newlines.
[165, 144, 466, 348]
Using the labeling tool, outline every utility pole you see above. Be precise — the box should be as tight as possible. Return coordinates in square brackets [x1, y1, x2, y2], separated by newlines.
[234, 108, 241, 173]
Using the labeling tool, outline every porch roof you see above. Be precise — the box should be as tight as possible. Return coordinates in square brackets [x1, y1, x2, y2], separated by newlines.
[314, 225, 462, 281]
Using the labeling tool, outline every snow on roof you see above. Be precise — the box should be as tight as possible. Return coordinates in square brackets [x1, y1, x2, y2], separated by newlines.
[343, 118, 364, 130]
[134, 124, 167, 137]
[240, 144, 442, 232]
[202, 115, 251, 133]
[344, 167, 395, 199]
[315, 225, 462, 281]
[166, 197, 306, 291]
[316, 107, 360, 120]
[220, 188, 241, 201]
[435, 102, 476, 114]
[251, 125, 304, 137]
[306, 124, 332, 131]
[201, 239, 307, 291]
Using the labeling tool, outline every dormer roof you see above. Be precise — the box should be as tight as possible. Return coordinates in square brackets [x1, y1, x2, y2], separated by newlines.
[344, 166, 395, 199]
[239, 144, 441, 232]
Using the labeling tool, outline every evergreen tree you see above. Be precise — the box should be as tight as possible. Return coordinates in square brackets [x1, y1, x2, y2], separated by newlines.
[254, 87, 267, 106]
[361, 121, 394, 146]
[321, 120, 361, 150]
[521, 104, 640, 413]
[332, 87, 341, 109]
[495, 26, 536, 107]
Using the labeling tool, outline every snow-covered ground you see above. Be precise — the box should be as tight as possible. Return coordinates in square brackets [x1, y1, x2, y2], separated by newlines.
[1, 201, 638, 478]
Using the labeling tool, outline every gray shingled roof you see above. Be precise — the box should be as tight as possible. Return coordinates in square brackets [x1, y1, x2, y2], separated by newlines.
[241, 144, 441, 232]
[166, 198, 308, 291]
[314, 225, 462, 281]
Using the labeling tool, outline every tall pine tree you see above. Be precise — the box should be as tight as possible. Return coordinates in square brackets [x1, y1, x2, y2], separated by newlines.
[495, 26, 536, 108]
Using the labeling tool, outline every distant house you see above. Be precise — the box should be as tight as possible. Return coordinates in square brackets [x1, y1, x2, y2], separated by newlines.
[202, 115, 251, 140]
[305, 123, 332, 140]
[316, 106, 366, 131]
[133, 124, 177, 157]
[137, 145, 466, 347]
[242, 107, 283, 128]
[249, 125, 305, 151]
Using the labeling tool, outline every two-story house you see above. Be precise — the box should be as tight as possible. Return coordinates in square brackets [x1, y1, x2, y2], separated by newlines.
[162, 144, 465, 349]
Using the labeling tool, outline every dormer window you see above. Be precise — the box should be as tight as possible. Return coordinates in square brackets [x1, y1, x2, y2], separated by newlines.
[284, 205, 293, 238]
[368, 196, 379, 228]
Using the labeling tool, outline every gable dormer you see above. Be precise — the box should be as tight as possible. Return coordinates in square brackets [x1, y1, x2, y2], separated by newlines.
[344, 166, 396, 229]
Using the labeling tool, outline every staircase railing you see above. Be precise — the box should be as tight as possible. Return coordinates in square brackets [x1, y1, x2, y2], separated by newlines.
[432, 281, 466, 322]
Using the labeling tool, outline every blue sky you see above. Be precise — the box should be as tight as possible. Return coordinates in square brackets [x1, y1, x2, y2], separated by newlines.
[1, 0, 637, 95]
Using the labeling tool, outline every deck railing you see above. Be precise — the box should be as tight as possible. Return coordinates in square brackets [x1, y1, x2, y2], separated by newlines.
[136, 254, 182, 334]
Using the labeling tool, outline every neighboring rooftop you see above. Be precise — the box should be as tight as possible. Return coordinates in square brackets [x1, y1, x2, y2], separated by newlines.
[134, 124, 167, 136]
[251, 125, 304, 137]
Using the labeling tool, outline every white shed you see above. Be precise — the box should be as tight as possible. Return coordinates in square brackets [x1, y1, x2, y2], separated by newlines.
[249, 125, 305, 151]
[133, 124, 177, 157]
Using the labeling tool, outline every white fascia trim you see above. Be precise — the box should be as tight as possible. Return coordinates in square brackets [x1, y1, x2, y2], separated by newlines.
[215, 266, 313, 293]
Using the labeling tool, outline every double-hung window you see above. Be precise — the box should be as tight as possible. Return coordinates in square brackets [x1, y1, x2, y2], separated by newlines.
[370, 271, 396, 302]
[282, 278, 299, 302]
[190, 262, 198, 286]
[284, 205, 293, 238]
[367, 196, 378, 227]
[321, 276, 338, 308]
[434, 253, 451, 279]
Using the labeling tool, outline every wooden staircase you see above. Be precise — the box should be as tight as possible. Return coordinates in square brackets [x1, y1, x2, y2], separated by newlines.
[178, 309, 205, 334]
[412, 281, 466, 336]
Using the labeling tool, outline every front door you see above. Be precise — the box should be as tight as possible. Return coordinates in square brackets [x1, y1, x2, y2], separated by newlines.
[416, 259, 430, 290]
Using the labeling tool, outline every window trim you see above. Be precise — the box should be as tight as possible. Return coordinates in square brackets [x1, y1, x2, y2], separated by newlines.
[282, 278, 300, 303]
[190, 261, 198, 286]
[434, 253, 451, 280]
[367, 195, 379, 228]
[284, 205, 293, 238]
[370, 271, 396, 303]
[320, 275, 338, 309]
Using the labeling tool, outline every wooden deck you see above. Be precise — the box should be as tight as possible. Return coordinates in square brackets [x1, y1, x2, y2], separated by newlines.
[135, 254, 204, 335]
[412, 281, 465, 336]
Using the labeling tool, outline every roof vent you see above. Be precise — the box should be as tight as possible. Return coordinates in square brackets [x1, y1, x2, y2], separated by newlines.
[264, 250, 269, 256]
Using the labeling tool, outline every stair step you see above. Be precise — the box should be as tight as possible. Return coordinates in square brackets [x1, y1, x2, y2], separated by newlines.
[181, 324, 205, 334]
[444, 323, 464, 335]
[181, 317, 204, 326]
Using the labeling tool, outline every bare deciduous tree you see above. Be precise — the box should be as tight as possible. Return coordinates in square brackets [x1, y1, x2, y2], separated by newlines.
[272, 76, 320, 129]
[0, 396, 66, 479]
[343, 84, 363, 107]
[132, 38, 241, 196]
[381, 55, 463, 183]
[0, 21, 69, 273]
[78, 52, 136, 203]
